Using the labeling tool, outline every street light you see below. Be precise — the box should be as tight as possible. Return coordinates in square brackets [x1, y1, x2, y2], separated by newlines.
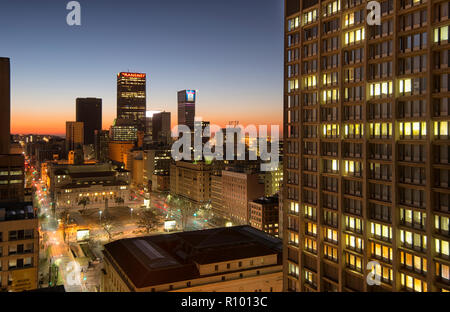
[99, 210, 102, 221]
[130, 208, 133, 218]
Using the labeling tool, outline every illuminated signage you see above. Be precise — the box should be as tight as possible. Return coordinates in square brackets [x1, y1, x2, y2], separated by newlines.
[76, 229, 90, 242]
[119, 72, 146, 79]
[164, 220, 177, 231]
[186, 90, 196, 102]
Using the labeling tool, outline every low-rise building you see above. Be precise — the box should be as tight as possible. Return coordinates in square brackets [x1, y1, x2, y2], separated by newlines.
[249, 195, 279, 237]
[143, 146, 171, 193]
[222, 168, 264, 225]
[170, 161, 211, 205]
[48, 163, 131, 212]
[101, 225, 282, 292]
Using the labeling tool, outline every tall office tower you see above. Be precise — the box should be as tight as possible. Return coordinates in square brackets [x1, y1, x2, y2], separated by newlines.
[145, 110, 162, 139]
[94, 130, 110, 162]
[283, 0, 450, 292]
[117, 72, 146, 130]
[0, 57, 10, 154]
[76, 98, 102, 145]
[152, 111, 171, 144]
[65, 121, 84, 152]
[177, 90, 196, 131]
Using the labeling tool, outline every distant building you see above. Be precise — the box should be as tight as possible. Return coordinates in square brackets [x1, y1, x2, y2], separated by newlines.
[117, 72, 146, 130]
[127, 149, 144, 188]
[263, 161, 283, 196]
[108, 141, 134, 166]
[101, 226, 282, 292]
[65, 121, 84, 153]
[210, 173, 223, 219]
[249, 195, 279, 237]
[177, 90, 196, 131]
[0, 57, 10, 155]
[94, 130, 109, 162]
[0, 201, 39, 292]
[143, 146, 171, 193]
[110, 118, 138, 142]
[76, 98, 102, 146]
[170, 161, 211, 205]
[222, 168, 264, 225]
[145, 110, 162, 141]
[152, 111, 171, 145]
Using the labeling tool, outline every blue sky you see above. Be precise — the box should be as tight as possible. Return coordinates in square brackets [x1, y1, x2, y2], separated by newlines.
[0, 0, 284, 135]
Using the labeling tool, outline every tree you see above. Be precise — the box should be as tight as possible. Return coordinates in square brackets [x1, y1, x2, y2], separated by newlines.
[173, 197, 197, 230]
[137, 209, 161, 233]
[114, 197, 125, 208]
[59, 208, 70, 243]
[100, 212, 116, 242]
[78, 197, 90, 214]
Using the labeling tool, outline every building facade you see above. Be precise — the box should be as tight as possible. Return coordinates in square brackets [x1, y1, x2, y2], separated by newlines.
[249, 195, 280, 237]
[117, 72, 147, 129]
[94, 130, 110, 163]
[101, 226, 282, 292]
[108, 141, 134, 165]
[47, 163, 131, 212]
[0, 202, 39, 292]
[170, 161, 211, 205]
[152, 111, 171, 145]
[0, 154, 25, 202]
[143, 147, 172, 193]
[222, 169, 265, 225]
[177, 90, 196, 131]
[0, 58, 10, 155]
[76, 98, 102, 146]
[65, 121, 84, 153]
[283, 0, 450, 292]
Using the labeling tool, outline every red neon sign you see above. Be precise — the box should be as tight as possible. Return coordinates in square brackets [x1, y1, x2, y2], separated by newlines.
[119, 72, 146, 78]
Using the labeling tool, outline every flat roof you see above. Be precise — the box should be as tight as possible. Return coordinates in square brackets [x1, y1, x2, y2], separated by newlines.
[103, 225, 282, 289]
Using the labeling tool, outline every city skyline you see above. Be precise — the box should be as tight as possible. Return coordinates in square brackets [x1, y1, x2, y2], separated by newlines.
[0, 0, 284, 136]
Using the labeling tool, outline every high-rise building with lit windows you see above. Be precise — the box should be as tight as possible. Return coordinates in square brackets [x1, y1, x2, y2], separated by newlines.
[178, 90, 196, 131]
[283, 0, 449, 292]
[117, 72, 147, 130]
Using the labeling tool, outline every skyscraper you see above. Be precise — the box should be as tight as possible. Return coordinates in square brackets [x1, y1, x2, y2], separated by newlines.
[66, 121, 84, 152]
[177, 90, 196, 131]
[76, 98, 102, 145]
[117, 72, 146, 130]
[0, 57, 10, 154]
[283, 0, 450, 292]
[152, 111, 171, 145]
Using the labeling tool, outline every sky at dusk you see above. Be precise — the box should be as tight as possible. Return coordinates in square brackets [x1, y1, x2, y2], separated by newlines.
[0, 0, 284, 136]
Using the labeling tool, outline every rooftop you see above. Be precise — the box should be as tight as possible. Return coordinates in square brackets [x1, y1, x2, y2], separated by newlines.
[103, 225, 282, 289]
[251, 195, 279, 205]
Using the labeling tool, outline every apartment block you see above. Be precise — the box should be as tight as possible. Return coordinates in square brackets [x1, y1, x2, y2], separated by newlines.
[284, 0, 450, 292]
